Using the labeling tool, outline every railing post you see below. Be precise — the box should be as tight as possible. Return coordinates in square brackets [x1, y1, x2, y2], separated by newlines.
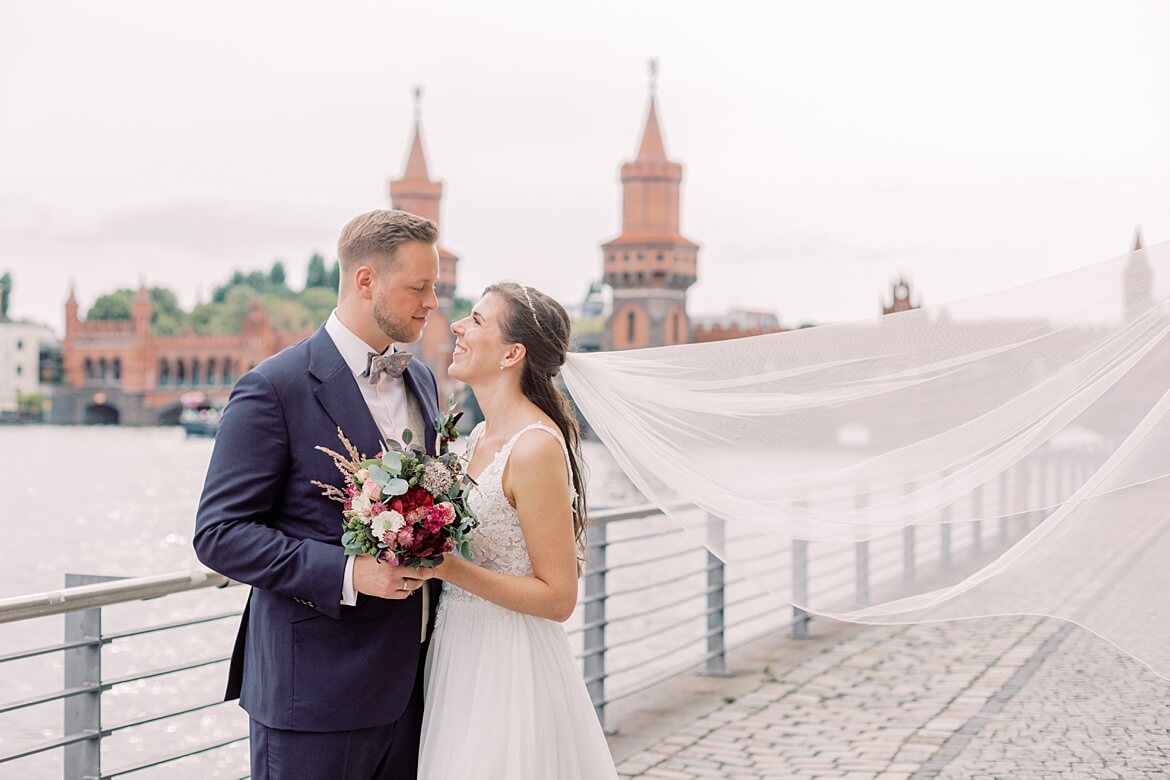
[1038, 452, 1051, 527]
[971, 483, 983, 557]
[64, 573, 119, 780]
[704, 513, 732, 676]
[939, 469, 952, 571]
[1017, 459, 1032, 533]
[583, 519, 608, 730]
[855, 491, 870, 608]
[902, 480, 915, 586]
[792, 539, 810, 638]
[998, 470, 1011, 543]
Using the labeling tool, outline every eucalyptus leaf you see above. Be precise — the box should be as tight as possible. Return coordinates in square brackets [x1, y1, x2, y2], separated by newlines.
[382, 478, 410, 496]
[401, 428, 413, 445]
[381, 451, 403, 474]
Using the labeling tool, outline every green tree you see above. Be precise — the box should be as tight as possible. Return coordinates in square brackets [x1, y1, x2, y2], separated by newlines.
[269, 260, 287, 287]
[88, 289, 134, 320]
[300, 286, 337, 325]
[190, 285, 258, 335]
[212, 271, 247, 304]
[149, 287, 185, 335]
[0, 271, 11, 321]
[326, 260, 340, 292]
[451, 296, 473, 321]
[305, 252, 328, 288]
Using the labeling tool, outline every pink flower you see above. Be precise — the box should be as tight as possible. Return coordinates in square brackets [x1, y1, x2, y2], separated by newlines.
[370, 501, 387, 516]
[435, 501, 457, 526]
[396, 525, 415, 548]
[362, 478, 381, 500]
[356, 468, 370, 483]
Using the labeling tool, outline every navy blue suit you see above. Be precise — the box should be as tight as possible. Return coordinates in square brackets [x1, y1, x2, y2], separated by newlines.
[194, 325, 440, 778]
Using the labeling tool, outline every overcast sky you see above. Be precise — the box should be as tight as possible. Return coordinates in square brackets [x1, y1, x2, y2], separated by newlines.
[2, 0, 1168, 334]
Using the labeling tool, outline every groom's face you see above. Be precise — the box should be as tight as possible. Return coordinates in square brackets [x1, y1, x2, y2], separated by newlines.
[368, 241, 440, 344]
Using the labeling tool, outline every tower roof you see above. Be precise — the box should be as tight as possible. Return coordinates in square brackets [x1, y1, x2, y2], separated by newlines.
[636, 98, 668, 161]
[402, 122, 431, 181]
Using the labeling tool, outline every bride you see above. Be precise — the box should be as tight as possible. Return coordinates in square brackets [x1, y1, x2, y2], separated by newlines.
[416, 281, 618, 778]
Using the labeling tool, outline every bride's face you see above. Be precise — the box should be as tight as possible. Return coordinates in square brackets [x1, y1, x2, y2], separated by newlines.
[449, 292, 513, 383]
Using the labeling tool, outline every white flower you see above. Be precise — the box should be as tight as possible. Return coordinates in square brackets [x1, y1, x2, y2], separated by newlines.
[350, 493, 372, 518]
[370, 509, 406, 541]
[420, 461, 456, 495]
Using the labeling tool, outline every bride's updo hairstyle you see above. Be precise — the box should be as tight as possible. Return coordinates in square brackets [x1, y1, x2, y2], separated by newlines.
[484, 282, 587, 548]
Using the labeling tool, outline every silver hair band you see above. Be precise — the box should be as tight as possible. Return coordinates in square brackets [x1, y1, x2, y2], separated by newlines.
[521, 285, 542, 330]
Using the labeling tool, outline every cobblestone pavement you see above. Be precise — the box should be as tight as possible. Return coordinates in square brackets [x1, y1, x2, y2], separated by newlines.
[617, 617, 1170, 779]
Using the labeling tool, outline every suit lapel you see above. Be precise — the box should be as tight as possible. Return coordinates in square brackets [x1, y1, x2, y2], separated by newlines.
[309, 326, 383, 457]
[402, 358, 438, 455]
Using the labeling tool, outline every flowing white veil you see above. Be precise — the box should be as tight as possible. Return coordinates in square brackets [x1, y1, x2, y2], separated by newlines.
[562, 240, 1170, 680]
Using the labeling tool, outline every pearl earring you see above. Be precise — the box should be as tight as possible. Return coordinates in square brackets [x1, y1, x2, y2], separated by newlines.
[499, 360, 506, 370]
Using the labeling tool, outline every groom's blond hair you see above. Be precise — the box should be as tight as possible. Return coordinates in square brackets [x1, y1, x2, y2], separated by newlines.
[337, 209, 438, 273]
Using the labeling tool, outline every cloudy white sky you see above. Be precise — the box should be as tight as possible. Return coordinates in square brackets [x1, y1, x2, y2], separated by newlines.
[2, 0, 1167, 334]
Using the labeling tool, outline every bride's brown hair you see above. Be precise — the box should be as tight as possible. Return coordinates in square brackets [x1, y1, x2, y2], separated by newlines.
[484, 282, 587, 550]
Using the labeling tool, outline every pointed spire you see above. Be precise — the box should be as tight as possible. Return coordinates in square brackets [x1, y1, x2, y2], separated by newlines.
[1133, 225, 1144, 251]
[636, 98, 668, 160]
[402, 85, 431, 180]
[67, 280, 77, 304]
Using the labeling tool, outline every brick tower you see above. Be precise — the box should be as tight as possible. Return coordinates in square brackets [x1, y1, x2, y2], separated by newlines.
[389, 87, 459, 389]
[602, 63, 699, 350]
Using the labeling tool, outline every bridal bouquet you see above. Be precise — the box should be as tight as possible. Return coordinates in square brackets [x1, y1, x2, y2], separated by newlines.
[312, 397, 477, 567]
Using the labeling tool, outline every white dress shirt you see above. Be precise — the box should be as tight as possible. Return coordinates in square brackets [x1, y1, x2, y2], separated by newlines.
[325, 310, 410, 606]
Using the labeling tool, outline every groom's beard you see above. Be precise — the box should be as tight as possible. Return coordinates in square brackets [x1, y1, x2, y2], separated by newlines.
[374, 298, 425, 344]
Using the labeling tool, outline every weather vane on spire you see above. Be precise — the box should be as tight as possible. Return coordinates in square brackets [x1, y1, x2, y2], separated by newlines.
[648, 58, 658, 98]
[413, 85, 423, 124]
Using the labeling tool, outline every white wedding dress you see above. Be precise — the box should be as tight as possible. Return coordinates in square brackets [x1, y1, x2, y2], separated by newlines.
[418, 422, 618, 779]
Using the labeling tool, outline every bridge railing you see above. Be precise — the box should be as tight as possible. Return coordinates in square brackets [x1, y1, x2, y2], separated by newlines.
[0, 447, 1104, 777]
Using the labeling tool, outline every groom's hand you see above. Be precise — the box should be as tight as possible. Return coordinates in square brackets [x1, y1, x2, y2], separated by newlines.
[353, 555, 435, 600]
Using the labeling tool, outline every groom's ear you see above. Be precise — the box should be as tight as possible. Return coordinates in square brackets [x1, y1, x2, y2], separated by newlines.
[354, 265, 375, 299]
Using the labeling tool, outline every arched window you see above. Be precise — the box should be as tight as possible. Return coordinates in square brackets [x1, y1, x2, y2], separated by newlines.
[112, 357, 122, 381]
[176, 359, 186, 385]
[191, 358, 201, 386]
[627, 310, 636, 343]
[159, 359, 170, 386]
[84, 358, 94, 379]
[222, 358, 232, 385]
[206, 357, 217, 384]
[98, 357, 109, 380]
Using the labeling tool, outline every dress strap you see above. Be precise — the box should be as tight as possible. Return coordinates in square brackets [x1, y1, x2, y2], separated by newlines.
[465, 421, 486, 461]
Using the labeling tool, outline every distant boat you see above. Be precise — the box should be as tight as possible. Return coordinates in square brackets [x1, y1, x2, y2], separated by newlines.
[179, 393, 221, 438]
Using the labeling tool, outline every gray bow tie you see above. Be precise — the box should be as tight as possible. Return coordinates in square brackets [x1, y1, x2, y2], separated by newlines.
[361, 351, 412, 384]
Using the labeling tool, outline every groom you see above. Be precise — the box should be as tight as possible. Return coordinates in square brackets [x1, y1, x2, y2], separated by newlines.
[194, 209, 443, 779]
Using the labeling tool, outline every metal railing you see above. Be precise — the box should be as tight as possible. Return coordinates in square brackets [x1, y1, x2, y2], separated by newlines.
[0, 447, 1106, 777]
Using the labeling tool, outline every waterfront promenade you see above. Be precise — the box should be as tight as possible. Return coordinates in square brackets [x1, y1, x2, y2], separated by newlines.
[609, 616, 1170, 779]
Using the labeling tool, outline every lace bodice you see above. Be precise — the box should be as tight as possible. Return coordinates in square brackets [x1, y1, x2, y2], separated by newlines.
[440, 422, 576, 607]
